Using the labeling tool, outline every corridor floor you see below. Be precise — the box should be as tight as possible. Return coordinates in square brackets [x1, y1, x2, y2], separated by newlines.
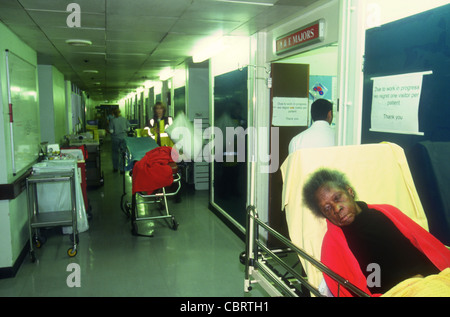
[0, 139, 267, 297]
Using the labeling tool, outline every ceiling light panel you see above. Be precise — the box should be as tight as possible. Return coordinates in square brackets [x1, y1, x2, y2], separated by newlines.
[170, 19, 241, 36]
[65, 39, 92, 46]
[215, 0, 276, 6]
[182, 0, 267, 22]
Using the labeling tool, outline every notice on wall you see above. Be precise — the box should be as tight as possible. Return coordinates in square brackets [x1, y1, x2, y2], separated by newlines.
[272, 97, 309, 126]
[6, 50, 40, 175]
[370, 71, 432, 135]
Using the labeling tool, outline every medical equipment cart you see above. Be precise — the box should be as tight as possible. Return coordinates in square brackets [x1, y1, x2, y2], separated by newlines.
[26, 168, 78, 262]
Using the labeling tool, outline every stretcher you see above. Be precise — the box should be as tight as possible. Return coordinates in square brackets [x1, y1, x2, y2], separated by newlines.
[244, 143, 450, 297]
[120, 137, 181, 236]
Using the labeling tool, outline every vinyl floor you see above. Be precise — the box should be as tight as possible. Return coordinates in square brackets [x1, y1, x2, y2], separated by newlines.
[0, 138, 268, 298]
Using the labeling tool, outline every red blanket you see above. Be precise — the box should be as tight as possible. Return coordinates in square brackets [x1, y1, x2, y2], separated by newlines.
[321, 204, 450, 297]
[132, 147, 177, 195]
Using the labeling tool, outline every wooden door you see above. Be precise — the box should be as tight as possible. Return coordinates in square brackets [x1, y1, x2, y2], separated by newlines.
[268, 63, 309, 247]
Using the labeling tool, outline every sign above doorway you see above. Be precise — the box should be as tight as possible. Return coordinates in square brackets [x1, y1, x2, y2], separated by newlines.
[275, 19, 325, 55]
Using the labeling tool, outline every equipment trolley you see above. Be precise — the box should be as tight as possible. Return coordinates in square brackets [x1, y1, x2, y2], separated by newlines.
[120, 137, 181, 236]
[26, 168, 78, 262]
[127, 172, 181, 236]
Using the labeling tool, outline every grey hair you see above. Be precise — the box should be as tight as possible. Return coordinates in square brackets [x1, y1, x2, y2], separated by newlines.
[302, 168, 356, 218]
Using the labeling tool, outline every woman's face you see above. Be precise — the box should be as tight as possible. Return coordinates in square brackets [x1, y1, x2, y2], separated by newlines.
[155, 106, 164, 118]
[314, 182, 361, 227]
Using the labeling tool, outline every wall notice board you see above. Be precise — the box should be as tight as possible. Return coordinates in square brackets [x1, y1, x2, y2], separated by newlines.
[5, 50, 40, 176]
[361, 4, 450, 244]
[361, 4, 450, 152]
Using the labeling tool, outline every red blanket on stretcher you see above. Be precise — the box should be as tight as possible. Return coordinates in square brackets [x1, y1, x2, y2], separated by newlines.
[321, 204, 450, 297]
[132, 146, 177, 195]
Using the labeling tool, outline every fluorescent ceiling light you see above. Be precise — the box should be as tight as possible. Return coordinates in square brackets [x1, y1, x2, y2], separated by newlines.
[192, 39, 227, 63]
[215, 0, 274, 6]
[159, 68, 175, 81]
[143, 80, 154, 89]
[65, 39, 92, 46]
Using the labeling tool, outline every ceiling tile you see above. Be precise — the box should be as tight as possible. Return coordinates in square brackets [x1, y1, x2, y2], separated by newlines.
[0, 7, 35, 27]
[18, 0, 105, 14]
[106, 14, 177, 32]
[171, 18, 242, 36]
[26, 10, 105, 29]
[106, 40, 158, 55]
[0, 0, 323, 101]
[106, 0, 191, 17]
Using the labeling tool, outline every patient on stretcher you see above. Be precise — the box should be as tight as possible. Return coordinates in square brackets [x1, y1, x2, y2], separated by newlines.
[302, 168, 450, 297]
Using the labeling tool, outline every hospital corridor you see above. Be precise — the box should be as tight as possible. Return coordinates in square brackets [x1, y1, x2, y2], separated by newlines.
[0, 136, 267, 297]
[1, 0, 450, 299]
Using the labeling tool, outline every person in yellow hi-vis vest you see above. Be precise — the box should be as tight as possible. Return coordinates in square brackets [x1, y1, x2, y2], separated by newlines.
[146, 101, 174, 147]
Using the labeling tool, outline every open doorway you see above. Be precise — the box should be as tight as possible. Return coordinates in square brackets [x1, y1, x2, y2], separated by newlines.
[268, 44, 339, 245]
[275, 44, 339, 131]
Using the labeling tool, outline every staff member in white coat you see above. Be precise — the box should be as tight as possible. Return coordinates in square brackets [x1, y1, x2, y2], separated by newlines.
[288, 99, 335, 154]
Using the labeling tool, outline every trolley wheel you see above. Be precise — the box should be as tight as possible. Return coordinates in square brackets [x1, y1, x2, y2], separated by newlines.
[121, 195, 131, 217]
[33, 235, 46, 248]
[67, 247, 77, 257]
[34, 239, 42, 249]
[171, 217, 178, 231]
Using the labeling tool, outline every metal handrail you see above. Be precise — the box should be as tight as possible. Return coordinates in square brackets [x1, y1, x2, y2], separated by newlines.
[245, 205, 370, 298]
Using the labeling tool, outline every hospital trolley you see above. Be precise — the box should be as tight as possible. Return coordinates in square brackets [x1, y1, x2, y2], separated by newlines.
[26, 166, 78, 262]
[120, 137, 181, 236]
[244, 143, 447, 297]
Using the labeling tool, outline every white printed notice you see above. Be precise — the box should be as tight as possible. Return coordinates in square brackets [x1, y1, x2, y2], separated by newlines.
[272, 97, 309, 126]
[370, 71, 431, 135]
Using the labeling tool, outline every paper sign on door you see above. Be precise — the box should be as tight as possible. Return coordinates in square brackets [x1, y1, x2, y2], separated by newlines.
[370, 71, 432, 135]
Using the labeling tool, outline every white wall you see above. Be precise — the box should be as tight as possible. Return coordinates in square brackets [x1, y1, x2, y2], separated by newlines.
[38, 65, 55, 143]
[365, 0, 450, 28]
[38, 65, 68, 144]
[0, 21, 38, 271]
[187, 62, 209, 121]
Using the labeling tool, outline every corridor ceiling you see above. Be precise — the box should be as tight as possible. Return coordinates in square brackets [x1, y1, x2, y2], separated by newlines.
[0, 0, 321, 102]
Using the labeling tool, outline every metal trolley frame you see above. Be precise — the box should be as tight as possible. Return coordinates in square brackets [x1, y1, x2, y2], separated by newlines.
[26, 168, 78, 262]
[121, 167, 181, 237]
[119, 139, 182, 236]
[244, 205, 370, 297]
